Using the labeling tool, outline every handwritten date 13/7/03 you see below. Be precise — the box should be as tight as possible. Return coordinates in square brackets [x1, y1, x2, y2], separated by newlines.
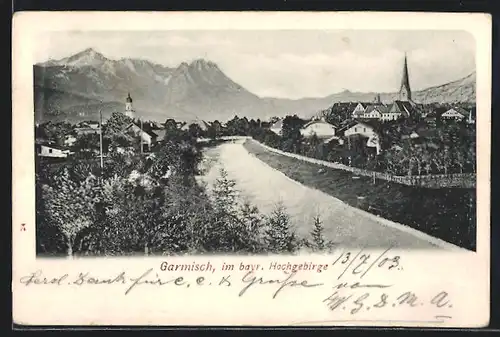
[323, 289, 452, 315]
[330, 247, 401, 280]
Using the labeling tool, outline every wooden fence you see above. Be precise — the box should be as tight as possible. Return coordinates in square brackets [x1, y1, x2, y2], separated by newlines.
[249, 139, 476, 189]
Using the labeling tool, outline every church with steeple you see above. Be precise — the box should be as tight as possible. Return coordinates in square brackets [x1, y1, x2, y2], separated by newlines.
[125, 92, 135, 118]
[385, 53, 419, 119]
[348, 53, 422, 123]
[399, 53, 412, 102]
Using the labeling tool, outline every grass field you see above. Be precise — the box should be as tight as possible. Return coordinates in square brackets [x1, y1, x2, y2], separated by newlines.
[243, 139, 476, 251]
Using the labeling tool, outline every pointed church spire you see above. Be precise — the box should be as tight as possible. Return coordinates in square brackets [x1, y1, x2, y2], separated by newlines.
[399, 53, 411, 101]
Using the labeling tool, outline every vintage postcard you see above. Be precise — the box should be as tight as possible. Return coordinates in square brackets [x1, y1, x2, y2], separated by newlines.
[12, 11, 490, 327]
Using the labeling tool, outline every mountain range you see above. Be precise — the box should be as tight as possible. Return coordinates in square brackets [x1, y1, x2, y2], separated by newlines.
[34, 48, 476, 123]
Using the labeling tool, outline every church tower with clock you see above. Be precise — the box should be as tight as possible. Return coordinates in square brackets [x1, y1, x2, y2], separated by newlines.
[125, 92, 135, 118]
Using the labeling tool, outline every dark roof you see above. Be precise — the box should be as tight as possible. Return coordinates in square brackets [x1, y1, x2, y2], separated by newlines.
[364, 105, 388, 114]
[302, 120, 336, 129]
[35, 142, 66, 151]
[388, 100, 418, 117]
[337, 119, 381, 135]
[427, 106, 449, 117]
[125, 123, 159, 138]
[357, 102, 373, 108]
[35, 138, 54, 146]
[336, 120, 359, 134]
[354, 120, 381, 131]
[445, 107, 469, 116]
[332, 102, 356, 108]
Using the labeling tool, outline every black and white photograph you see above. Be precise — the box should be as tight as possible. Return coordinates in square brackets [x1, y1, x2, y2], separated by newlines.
[13, 11, 492, 328]
[32, 29, 479, 257]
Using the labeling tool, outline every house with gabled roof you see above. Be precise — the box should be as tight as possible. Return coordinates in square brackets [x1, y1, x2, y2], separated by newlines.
[350, 102, 374, 118]
[343, 121, 380, 139]
[124, 122, 159, 152]
[269, 119, 283, 136]
[35, 139, 71, 158]
[384, 100, 418, 120]
[361, 104, 388, 119]
[300, 119, 337, 139]
[338, 121, 382, 155]
[441, 107, 469, 121]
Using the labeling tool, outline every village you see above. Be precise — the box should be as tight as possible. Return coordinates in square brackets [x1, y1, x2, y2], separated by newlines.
[34, 53, 477, 257]
[35, 55, 476, 180]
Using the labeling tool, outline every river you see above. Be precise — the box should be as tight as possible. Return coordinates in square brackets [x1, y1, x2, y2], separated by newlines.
[197, 140, 450, 250]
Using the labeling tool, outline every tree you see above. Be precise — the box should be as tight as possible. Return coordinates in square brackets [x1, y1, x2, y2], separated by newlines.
[162, 122, 186, 143]
[41, 168, 101, 257]
[212, 168, 238, 217]
[310, 216, 327, 251]
[72, 133, 101, 156]
[199, 169, 267, 253]
[466, 139, 476, 173]
[39, 121, 73, 146]
[105, 132, 134, 151]
[86, 175, 172, 256]
[264, 204, 299, 254]
[36, 178, 67, 256]
[151, 138, 202, 181]
[260, 129, 281, 148]
[207, 120, 222, 139]
[164, 118, 178, 131]
[238, 202, 266, 253]
[105, 112, 133, 134]
[304, 133, 323, 158]
[187, 123, 204, 139]
[280, 115, 306, 154]
[438, 147, 452, 174]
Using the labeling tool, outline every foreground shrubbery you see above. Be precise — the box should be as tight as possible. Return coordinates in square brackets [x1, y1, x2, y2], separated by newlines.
[36, 133, 333, 257]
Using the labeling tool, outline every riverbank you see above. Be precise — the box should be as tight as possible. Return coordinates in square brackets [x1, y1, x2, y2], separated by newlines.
[197, 141, 463, 250]
[243, 139, 476, 251]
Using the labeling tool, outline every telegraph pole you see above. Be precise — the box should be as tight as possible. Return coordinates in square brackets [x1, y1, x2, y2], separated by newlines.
[348, 135, 351, 166]
[140, 118, 144, 155]
[99, 105, 104, 172]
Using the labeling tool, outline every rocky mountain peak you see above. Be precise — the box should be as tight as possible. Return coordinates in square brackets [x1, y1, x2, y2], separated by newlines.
[190, 58, 216, 69]
[60, 48, 108, 67]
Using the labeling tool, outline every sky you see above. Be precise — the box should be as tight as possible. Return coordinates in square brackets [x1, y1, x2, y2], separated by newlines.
[35, 30, 476, 99]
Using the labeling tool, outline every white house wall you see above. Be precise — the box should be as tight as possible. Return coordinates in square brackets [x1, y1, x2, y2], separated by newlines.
[353, 103, 365, 114]
[442, 109, 466, 119]
[301, 123, 336, 138]
[39, 145, 68, 158]
[141, 133, 152, 145]
[344, 124, 377, 138]
[363, 111, 381, 119]
[270, 128, 282, 136]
